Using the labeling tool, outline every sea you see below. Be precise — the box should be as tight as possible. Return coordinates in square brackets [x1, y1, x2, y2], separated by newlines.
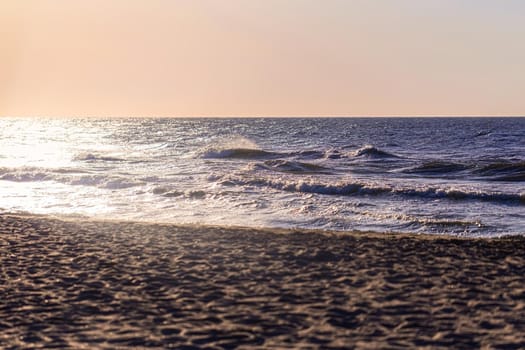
[0, 117, 523, 237]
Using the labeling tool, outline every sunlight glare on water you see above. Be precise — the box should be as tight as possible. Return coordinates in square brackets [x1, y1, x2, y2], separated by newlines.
[0, 117, 524, 237]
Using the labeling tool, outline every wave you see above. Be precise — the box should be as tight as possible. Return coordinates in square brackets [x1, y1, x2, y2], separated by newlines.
[258, 160, 332, 174]
[199, 135, 283, 160]
[202, 145, 400, 162]
[0, 169, 51, 182]
[0, 167, 143, 189]
[151, 186, 206, 199]
[324, 149, 347, 160]
[294, 150, 326, 159]
[475, 161, 525, 181]
[201, 148, 283, 159]
[474, 130, 492, 137]
[74, 152, 126, 162]
[403, 161, 469, 175]
[403, 160, 525, 181]
[353, 145, 399, 158]
[400, 217, 487, 234]
[364, 211, 486, 232]
[75, 175, 143, 189]
[217, 176, 524, 205]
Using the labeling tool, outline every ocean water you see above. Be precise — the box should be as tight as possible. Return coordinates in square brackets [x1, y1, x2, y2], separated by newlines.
[0, 117, 523, 237]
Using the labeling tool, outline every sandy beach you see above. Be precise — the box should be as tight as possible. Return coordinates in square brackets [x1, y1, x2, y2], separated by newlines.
[1, 214, 524, 349]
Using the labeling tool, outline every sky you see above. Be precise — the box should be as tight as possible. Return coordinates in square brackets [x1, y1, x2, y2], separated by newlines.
[1, 0, 525, 117]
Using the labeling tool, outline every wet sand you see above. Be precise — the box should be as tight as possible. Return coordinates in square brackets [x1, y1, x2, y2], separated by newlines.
[1, 214, 524, 349]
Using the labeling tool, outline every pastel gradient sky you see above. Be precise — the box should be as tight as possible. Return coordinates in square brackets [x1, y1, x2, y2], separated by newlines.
[1, 0, 524, 117]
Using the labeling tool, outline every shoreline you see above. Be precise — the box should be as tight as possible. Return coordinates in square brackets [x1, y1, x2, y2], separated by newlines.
[1, 213, 525, 348]
[5, 212, 523, 240]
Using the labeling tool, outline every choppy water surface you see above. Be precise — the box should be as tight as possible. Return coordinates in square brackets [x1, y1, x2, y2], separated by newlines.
[0, 117, 524, 237]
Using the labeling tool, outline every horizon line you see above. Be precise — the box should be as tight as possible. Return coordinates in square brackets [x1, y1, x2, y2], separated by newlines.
[1, 114, 525, 119]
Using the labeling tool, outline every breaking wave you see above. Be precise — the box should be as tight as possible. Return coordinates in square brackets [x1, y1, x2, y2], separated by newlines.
[353, 145, 399, 158]
[201, 148, 283, 159]
[151, 186, 207, 199]
[216, 176, 524, 205]
[257, 160, 332, 174]
[0, 167, 143, 189]
[200, 136, 284, 159]
[201, 145, 400, 161]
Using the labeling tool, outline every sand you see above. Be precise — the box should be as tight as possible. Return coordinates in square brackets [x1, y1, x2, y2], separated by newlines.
[1, 214, 524, 349]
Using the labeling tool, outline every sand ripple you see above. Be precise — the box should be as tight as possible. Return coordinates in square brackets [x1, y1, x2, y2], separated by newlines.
[1, 215, 525, 349]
